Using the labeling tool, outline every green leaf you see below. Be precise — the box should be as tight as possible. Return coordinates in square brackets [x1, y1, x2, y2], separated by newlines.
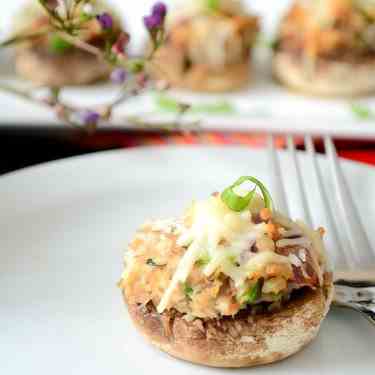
[242, 280, 262, 304]
[49, 34, 72, 54]
[183, 282, 194, 299]
[155, 95, 181, 112]
[350, 103, 373, 120]
[193, 100, 235, 114]
[80, 13, 94, 22]
[205, 0, 220, 11]
[221, 176, 273, 212]
[196, 253, 211, 267]
[127, 59, 145, 73]
[154, 94, 235, 115]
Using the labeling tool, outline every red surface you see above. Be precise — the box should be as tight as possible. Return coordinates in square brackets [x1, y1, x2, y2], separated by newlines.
[339, 150, 375, 165]
[76, 131, 375, 167]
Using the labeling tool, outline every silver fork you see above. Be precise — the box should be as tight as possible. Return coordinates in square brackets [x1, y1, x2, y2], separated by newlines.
[267, 134, 375, 326]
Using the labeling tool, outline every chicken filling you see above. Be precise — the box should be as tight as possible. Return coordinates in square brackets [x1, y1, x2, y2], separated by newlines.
[120, 185, 328, 320]
[159, 0, 259, 72]
[276, 0, 375, 61]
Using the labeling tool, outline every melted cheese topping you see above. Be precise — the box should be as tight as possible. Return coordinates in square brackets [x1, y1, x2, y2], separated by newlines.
[157, 195, 301, 313]
[122, 189, 327, 318]
[279, 0, 375, 58]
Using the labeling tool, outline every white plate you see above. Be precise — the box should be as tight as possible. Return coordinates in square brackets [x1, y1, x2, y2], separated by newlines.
[0, 146, 374, 374]
[1, 0, 375, 138]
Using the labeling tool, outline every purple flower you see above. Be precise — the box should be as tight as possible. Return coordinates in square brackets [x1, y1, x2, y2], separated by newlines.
[110, 68, 127, 84]
[96, 12, 113, 30]
[143, 13, 163, 31]
[79, 110, 100, 126]
[152, 2, 167, 18]
[143, 2, 167, 31]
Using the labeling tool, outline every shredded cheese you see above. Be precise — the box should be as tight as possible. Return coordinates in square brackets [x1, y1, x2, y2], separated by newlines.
[157, 239, 202, 313]
[156, 194, 326, 313]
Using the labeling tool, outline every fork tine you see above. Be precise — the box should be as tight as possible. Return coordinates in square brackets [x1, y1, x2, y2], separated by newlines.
[286, 135, 313, 227]
[305, 135, 353, 269]
[267, 134, 289, 215]
[324, 135, 374, 266]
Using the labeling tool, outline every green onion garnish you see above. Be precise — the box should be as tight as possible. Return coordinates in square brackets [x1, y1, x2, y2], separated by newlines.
[196, 253, 211, 267]
[205, 0, 220, 11]
[221, 176, 273, 212]
[49, 34, 72, 54]
[183, 282, 194, 299]
[227, 255, 239, 266]
[242, 280, 262, 304]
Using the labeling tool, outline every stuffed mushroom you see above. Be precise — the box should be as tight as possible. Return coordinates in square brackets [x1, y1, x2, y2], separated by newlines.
[119, 176, 333, 368]
[13, 1, 122, 86]
[149, 0, 259, 92]
[273, 0, 375, 96]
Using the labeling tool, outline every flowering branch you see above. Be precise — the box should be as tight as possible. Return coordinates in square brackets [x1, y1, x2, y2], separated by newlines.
[0, 0, 186, 133]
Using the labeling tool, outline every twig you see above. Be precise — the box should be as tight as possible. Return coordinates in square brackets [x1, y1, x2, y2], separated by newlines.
[0, 29, 50, 48]
[38, 0, 65, 29]
[0, 83, 46, 106]
[57, 31, 103, 58]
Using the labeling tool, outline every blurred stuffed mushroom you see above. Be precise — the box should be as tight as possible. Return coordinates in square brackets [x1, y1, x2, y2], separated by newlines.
[13, 1, 123, 86]
[149, 0, 259, 92]
[273, 0, 375, 96]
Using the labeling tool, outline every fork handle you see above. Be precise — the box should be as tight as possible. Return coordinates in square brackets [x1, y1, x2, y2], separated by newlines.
[333, 271, 375, 327]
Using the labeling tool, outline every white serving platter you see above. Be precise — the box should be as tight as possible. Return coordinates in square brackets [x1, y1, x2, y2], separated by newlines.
[1, 0, 375, 139]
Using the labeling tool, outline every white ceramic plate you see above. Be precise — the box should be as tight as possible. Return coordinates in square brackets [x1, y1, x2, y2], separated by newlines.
[1, 146, 374, 374]
[1, 0, 375, 138]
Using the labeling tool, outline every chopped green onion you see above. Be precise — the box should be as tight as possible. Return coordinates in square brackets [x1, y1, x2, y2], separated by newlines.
[242, 280, 262, 304]
[350, 103, 373, 120]
[221, 176, 273, 212]
[183, 282, 194, 299]
[221, 185, 256, 212]
[227, 255, 239, 266]
[205, 0, 220, 11]
[196, 253, 211, 267]
[271, 292, 283, 302]
[49, 34, 72, 54]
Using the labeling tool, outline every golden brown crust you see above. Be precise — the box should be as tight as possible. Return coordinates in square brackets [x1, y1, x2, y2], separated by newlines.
[273, 50, 375, 97]
[15, 46, 111, 86]
[122, 285, 333, 368]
